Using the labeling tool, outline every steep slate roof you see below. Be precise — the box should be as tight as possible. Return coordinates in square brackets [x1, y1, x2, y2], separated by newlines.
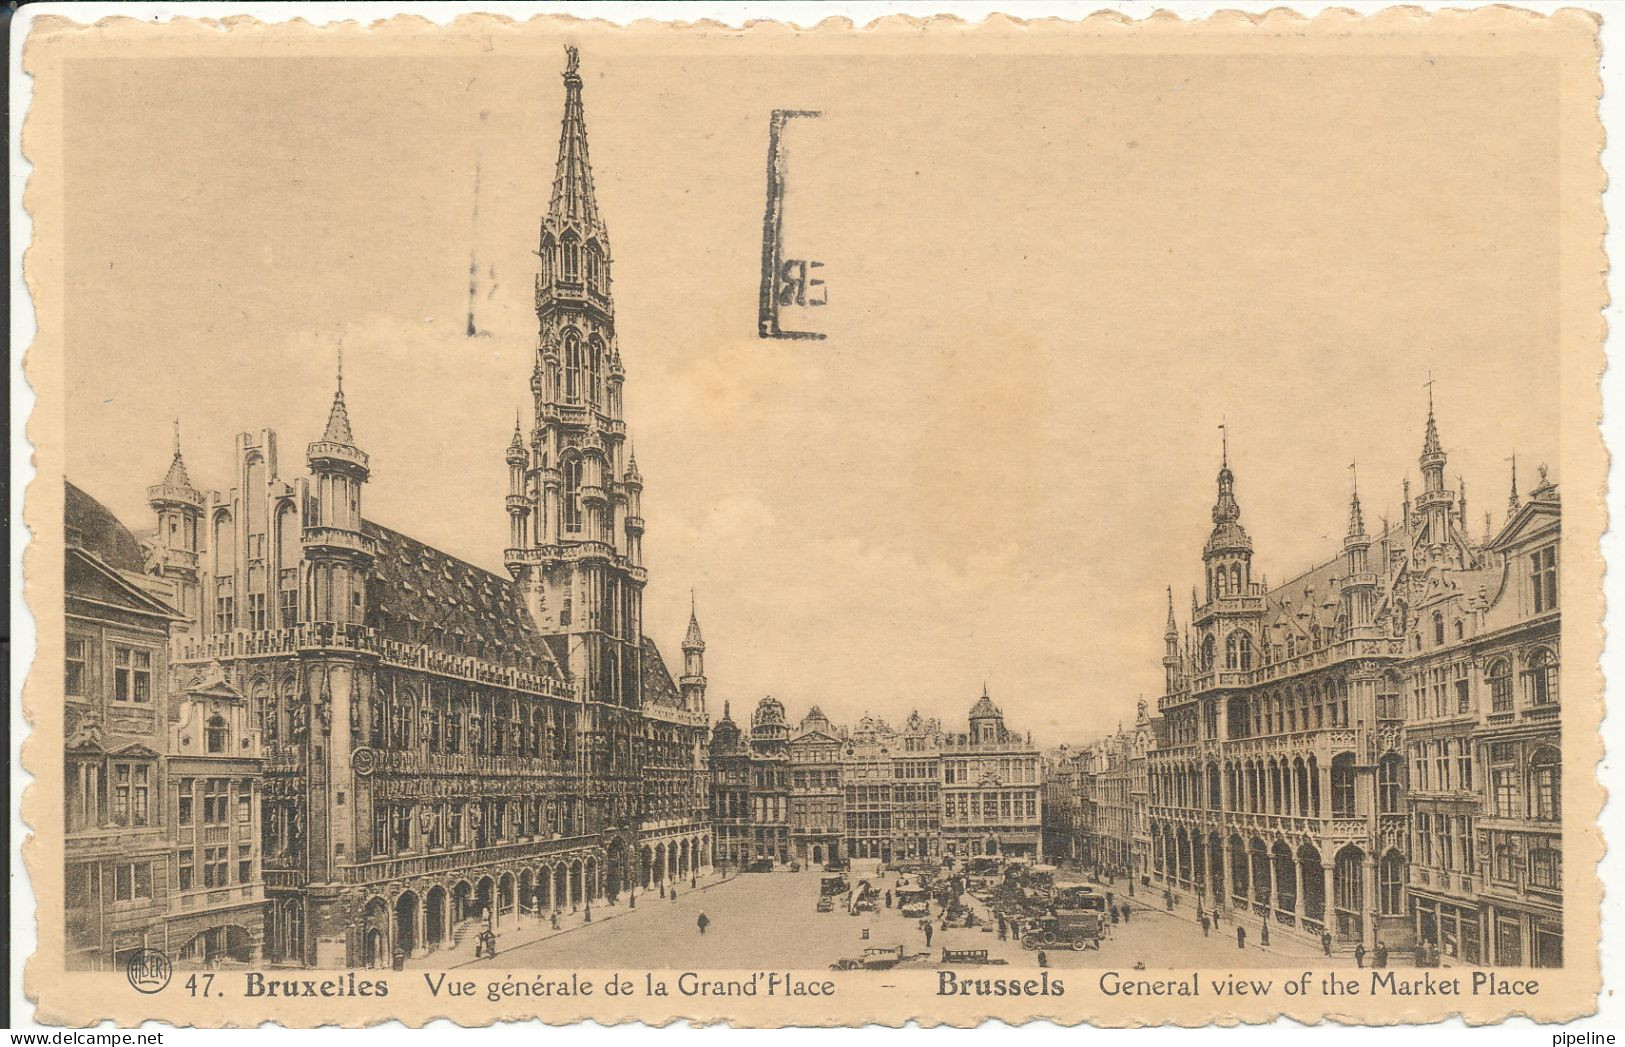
[65, 480, 147, 573]
[641, 638, 681, 707]
[362, 519, 563, 677]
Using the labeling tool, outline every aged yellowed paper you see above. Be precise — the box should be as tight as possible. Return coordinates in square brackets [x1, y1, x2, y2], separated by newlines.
[19, 6, 1605, 1027]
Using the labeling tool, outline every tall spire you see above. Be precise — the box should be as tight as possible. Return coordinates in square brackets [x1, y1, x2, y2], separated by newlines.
[321, 346, 355, 445]
[1507, 453, 1521, 518]
[1164, 586, 1178, 638]
[549, 45, 603, 232]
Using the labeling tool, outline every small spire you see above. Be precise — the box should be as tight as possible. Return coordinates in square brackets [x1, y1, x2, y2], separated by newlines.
[160, 418, 194, 490]
[1347, 461, 1365, 537]
[1421, 375, 1443, 458]
[322, 347, 356, 445]
[1507, 453, 1521, 517]
[685, 590, 704, 647]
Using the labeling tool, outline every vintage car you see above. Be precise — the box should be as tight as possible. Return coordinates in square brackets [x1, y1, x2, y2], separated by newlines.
[939, 947, 1009, 966]
[1019, 906, 1105, 951]
[830, 945, 906, 971]
[821, 875, 851, 896]
[746, 859, 774, 873]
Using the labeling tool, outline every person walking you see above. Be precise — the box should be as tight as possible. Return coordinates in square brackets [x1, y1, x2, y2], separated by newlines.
[1260, 921, 1270, 948]
[1354, 942, 1367, 968]
[886, 891, 893, 909]
[1037, 950, 1049, 969]
[551, 909, 560, 930]
[697, 912, 710, 936]
[922, 920, 934, 949]
[1236, 925, 1246, 950]
[1199, 914, 1210, 937]
[1321, 931, 1333, 957]
[1374, 941, 1388, 968]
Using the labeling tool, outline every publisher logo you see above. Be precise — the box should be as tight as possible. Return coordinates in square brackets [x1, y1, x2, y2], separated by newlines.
[126, 948, 172, 994]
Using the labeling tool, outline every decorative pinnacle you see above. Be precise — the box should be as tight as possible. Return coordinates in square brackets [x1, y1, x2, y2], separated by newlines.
[1507, 453, 1521, 516]
[321, 345, 356, 445]
[1347, 461, 1365, 537]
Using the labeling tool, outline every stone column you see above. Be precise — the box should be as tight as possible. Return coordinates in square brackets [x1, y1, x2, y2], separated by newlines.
[1362, 855, 1379, 950]
[1322, 862, 1335, 933]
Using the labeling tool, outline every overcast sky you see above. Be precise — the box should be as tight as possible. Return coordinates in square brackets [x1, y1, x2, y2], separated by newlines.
[58, 41, 1561, 747]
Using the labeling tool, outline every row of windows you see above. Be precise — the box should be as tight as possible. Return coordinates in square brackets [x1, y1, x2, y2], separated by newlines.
[65, 639, 154, 704]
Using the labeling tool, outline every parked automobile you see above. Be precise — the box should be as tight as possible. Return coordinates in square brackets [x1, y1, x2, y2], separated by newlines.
[830, 945, 906, 971]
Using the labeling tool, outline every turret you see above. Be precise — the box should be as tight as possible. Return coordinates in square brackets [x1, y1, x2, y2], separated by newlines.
[680, 591, 707, 712]
[1414, 388, 1456, 545]
[1202, 432, 1254, 602]
[505, 413, 529, 550]
[1161, 587, 1180, 693]
[304, 352, 373, 626]
[147, 420, 205, 624]
[1342, 468, 1376, 632]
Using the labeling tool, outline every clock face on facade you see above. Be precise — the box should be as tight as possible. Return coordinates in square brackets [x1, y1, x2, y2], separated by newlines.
[352, 747, 377, 776]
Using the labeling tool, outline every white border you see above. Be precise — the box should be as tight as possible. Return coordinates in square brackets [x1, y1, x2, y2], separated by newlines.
[9, 1, 1622, 1039]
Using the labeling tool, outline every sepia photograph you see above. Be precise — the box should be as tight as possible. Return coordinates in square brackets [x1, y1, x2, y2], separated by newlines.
[16, 3, 1608, 1029]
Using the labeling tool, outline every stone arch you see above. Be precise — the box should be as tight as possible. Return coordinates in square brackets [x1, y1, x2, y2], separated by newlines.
[1298, 842, 1326, 925]
[424, 885, 448, 949]
[1332, 844, 1366, 941]
[498, 870, 516, 925]
[394, 890, 420, 958]
[360, 896, 390, 968]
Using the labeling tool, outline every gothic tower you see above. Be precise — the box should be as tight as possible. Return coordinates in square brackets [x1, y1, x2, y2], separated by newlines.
[1342, 470, 1377, 632]
[1194, 438, 1264, 676]
[505, 47, 645, 834]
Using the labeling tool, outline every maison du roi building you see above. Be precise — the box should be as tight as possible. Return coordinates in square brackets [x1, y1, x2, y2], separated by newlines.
[1046, 404, 1562, 967]
[61, 51, 714, 971]
[708, 693, 1044, 868]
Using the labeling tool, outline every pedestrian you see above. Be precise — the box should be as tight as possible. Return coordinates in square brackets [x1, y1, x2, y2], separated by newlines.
[1196, 901, 1205, 922]
[1354, 942, 1366, 968]
[1111, 907, 1121, 926]
[697, 912, 710, 936]
[1106, 891, 1115, 909]
[1165, 889, 1174, 911]
[1260, 921, 1270, 948]
[1199, 914, 1210, 937]
[1236, 926, 1246, 950]
[1374, 941, 1388, 968]
[551, 909, 560, 930]
[584, 902, 593, 923]
[922, 920, 934, 948]
[670, 891, 678, 903]
[1122, 904, 1132, 924]
[1321, 931, 1333, 957]
[1037, 950, 1049, 969]
[886, 891, 893, 909]
[660, 884, 666, 899]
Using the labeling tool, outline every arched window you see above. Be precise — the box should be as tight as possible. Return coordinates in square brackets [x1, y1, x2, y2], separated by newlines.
[1331, 753, 1357, 818]
[1487, 658, 1513, 712]
[1214, 566, 1227, 597]
[564, 332, 583, 404]
[1433, 611, 1446, 646]
[1526, 648, 1558, 705]
[1529, 746, 1560, 821]
[586, 242, 602, 293]
[1230, 564, 1242, 594]
[562, 234, 580, 282]
[539, 235, 555, 285]
[205, 715, 228, 754]
[561, 457, 583, 535]
[1286, 633, 1297, 659]
[588, 337, 604, 408]
[1201, 635, 1215, 671]
[1378, 753, 1404, 813]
